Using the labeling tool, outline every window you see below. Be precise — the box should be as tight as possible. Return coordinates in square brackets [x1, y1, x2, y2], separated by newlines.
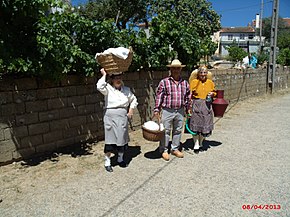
[248, 34, 254, 39]
[240, 34, 245, 39]
[228, 34, 233, 40]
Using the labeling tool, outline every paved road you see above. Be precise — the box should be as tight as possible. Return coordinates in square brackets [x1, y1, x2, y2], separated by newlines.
[1, 92, 290, 217]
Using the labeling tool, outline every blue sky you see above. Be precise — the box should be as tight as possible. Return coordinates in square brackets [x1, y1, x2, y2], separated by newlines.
[71, 0, 290, 27]
[210, 0, 290, 27]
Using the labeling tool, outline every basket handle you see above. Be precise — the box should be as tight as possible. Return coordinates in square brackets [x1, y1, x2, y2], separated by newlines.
[151, 114, 162, 131]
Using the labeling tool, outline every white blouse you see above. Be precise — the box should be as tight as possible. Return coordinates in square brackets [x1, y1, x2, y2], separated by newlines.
[96, 75, 138, 109]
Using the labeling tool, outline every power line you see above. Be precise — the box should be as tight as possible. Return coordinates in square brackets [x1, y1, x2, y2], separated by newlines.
[216, 0, 272, 13]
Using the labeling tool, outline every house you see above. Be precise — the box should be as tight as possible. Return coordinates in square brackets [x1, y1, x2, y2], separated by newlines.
[281, 18, 290, 27]
[218, 26, 264, 57]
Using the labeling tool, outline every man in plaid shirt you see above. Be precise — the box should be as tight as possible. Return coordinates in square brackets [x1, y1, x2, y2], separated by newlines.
[154, 59, 190, 161]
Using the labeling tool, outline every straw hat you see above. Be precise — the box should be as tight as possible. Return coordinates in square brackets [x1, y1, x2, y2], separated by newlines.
[166, 59, 186, 68]
[189, 69, 213, 84]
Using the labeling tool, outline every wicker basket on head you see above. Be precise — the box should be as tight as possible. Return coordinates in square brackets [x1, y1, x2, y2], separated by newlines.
[142, 118, 164, 142]
[96, 47, 133, 75]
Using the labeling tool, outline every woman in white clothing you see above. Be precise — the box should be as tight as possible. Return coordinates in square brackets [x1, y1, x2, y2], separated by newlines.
[96, 68, 138, 172]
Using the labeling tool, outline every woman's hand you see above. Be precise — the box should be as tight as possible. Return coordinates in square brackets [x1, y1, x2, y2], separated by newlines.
[191, 90, 197, 96]
[127, 108, 134, 119]
[208, 92, 214, 97]
[100, 68, 107, 76]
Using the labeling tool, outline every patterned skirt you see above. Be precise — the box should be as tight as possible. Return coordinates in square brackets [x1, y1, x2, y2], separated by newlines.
[190, 99, 214, 137]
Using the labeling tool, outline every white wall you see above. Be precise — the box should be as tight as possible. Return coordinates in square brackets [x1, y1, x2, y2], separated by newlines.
[220, 33, 256, 42]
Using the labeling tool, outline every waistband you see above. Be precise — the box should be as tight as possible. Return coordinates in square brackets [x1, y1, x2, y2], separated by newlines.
[163, 107, 184, 111]
[105, 107, 127, 110]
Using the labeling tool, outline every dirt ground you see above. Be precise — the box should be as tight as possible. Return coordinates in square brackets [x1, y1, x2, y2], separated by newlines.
[0, 89, 289, 217]
[0, 124, 153, 208]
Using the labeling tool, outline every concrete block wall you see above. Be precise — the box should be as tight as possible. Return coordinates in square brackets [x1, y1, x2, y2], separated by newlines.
[0, 67, 289, 165]
[0, 76, 104, 164]
[212, 69, 268, 102]
[211, 67, 289, 102]
[275, 67, 290, 90]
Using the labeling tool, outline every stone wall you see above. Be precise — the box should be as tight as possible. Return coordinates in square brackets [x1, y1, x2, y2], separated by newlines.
[212, 67, 289, 102]
[0, 76, 103, 164]
[0, 68, 289, 165]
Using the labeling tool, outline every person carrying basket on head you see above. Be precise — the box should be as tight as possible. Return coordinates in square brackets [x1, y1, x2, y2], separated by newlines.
[96, 68, 138, 172]
[154, 59, 191, 161]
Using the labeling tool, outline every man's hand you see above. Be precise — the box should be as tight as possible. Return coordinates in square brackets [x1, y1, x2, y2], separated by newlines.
[154, 111, 160, 119]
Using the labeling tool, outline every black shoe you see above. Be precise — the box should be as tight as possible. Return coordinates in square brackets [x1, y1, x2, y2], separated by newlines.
[118, 161, 127, 168]
[105, 166, 113, 172]
[193, 149, 199, 154]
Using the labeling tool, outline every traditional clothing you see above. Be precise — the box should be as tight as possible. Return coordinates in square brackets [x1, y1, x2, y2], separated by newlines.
[154, 60, 190, 157]
[189, 74, 216, 151]
[190, 79, 216, 100]
[190, 98, 213, 136]
[97, 75, 137, 111]
[189, 78, 216, 136]
[97, 74, 138, 170]
[155, 77, 190, 111]
[104, 108, 129, 146]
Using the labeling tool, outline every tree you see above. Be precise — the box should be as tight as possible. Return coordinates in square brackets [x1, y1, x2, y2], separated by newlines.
[262, 17, 290, 47]
[200, 37, 218, 64]
[0, 0, 51, 75]
[37, 12, 120, 80]
[277, 48, 290, 66]
[0, 0, 221, 79]
[277, 29, 290, 50]
[0, 0, 133, 80]
[256, 51, 269, 65]
[226, 45, 248, 62]
[78, 0, 147, 30]
[147, 0, 221, 68]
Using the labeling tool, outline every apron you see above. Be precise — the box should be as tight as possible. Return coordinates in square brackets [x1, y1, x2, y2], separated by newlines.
[190, 98, 214, 135]
[104, 108, 129, 146]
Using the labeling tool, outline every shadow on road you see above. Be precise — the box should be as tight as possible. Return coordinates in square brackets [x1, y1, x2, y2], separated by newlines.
[144, 146, 161, 159]
[182, 138, 222, 152]
[126, 145, 141, 165]
[111, 145, 141, 166]
[19, 143, 94, 167]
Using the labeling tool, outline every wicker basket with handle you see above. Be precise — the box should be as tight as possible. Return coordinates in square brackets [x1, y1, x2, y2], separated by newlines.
[142, 116, 164, 142]
[96, 47, 133, 75]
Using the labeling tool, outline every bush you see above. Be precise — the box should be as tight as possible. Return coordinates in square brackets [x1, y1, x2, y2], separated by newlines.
[256, 52, 269, 65]
[226, 45, 248, 62]
[0, 0, 221, 80]
[0, 0, 51, 76]
[277, 48, 290, 66]
[37, 11, 120, 80]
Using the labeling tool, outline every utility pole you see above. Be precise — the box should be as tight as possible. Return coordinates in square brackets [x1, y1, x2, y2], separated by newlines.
[268, 0, 279, 94]
[259, 0, 264, 53]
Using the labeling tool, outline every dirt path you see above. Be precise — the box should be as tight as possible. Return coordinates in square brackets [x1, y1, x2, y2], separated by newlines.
[0, 91, 290, 217]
